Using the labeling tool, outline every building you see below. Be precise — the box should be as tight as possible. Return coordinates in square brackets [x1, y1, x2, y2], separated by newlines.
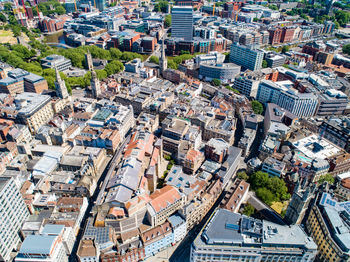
[220, 179, 250, 212]
[257, 80, 319, 117]
[16, 232, 68, 262]
[15, 92, 55, 133]
[77, 239, 100, 262]
[191, 209, 317, 262]
[265, 53, 285, 68]
[0, 177, 29, 262]
[285, 182, 315, 225]
[91, 70, 102, 98]
[233, 72, 263, 98]
[171, 6, 194, 40]
[230, 43, 264, 71]
[41, 55, 72, 72]
[159, 38, 167, 76]
[96, 0, 106, 11]
[317, 89, 348, 116]
[320, 117, 350, 153]
[199, 63, 241, 84]
[0, 69, 48, 95]
[147, 185, 184, 226]
[55, 67, 69, 99]
[306, 192, 350, 262]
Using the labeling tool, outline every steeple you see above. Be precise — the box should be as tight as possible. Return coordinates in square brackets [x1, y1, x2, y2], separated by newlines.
[85, 50, 93, 71]
[91, 70, 101, 98]
[159, 37, 167, 76]
[54, 67, 69, 99]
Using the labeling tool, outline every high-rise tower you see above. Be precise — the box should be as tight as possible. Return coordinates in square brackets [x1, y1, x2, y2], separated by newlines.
[159, 38, 167, 76]
[91, 70, 101, 98]
[54, 67, 69, 99]
[171, 6, 194, 40]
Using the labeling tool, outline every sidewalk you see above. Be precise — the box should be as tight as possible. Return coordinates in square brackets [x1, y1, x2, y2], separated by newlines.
[144, 242, 180, 262]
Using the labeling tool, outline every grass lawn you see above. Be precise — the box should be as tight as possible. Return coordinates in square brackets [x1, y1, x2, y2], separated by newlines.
[271, 201, 289, 214]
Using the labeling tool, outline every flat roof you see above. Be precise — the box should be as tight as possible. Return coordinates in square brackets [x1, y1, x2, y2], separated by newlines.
[19, 235, 57, 255]
[292, 134, 342, 160]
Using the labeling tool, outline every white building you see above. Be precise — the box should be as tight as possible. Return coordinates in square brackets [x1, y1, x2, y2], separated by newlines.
[257, 80, 318, 117]
[16, 226, 68, 262]
[0, 177, 29, 262]
[169, 214, 187, 243]
[190, 209, 317, 262]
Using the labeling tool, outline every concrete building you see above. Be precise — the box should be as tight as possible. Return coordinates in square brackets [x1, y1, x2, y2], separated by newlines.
[306, 192, 350, 262]
[265, 53, 285, 68]
[41, 55, 72, 71]
[0, 177, 29, 262]
[257, 80, 318, 117]
[171, 6, 194, 40]
[230, 43, 264, 71]
[233, 72, 264, 98]
[320, 117, 350, 153]
[191, 209, 317, 262]
[0, 69, 48, 95]
[15, 92, 54, 133]
[261, 156, 286, 177]
[199, 63, 241, 84]
[16, 230, 68, 262]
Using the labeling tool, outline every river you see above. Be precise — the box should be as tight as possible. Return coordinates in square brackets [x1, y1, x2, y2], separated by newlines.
[44, 31, 66, 44]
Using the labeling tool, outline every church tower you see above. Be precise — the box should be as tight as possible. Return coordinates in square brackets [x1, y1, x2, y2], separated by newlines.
[159, 37, 167, 76]
[85, 50, 93, 71]
[54, 67, 69, 99]
[91, 70, 101, 98]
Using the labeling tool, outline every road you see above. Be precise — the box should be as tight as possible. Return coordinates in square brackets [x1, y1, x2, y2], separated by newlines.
[96, 134, 131, 205]
[169, 175, 239, 262]
[69, 134, 131, 261]
[247, 192, 286, 225]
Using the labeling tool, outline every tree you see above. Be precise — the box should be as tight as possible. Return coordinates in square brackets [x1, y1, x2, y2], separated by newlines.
[0, 13, 6, 23]
[250, 171, 269, 189]
[262, 59, 268, 68]
[149, 56, 159, 64]
[110, 48, 122, 59]
[318, 174, 335, 185]
[225, 85, 240, 94]
[237, 171, 249, 181]
[251, 100, 263, 114]
[282, 45, 290, 54]
[212, 78, 221, 86]
[243, 204, 255, 216]
[256, 187, 276, 205]
[268, 4, 279, 10]
[165, 14, 171, 28]
[168, 59, 178, 69]
[154, 1, 169, 13]
[343, 44, 350, 55]
[253, 17, 258, 22]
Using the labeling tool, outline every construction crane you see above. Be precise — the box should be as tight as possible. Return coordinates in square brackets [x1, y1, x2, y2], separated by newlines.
[94, 0, 96, 8]
[74, 0, 78, 11]
[212, 3, 215, 16]
[36, 5, 41, 20]
[235, 8, 241, 22]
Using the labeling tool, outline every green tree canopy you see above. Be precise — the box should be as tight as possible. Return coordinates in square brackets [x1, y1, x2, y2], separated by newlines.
[251, 100, 263, 114]
[212, 78, 221, 86]
[242, 204, 255, 216]
[343, 44, 350, 56]
[165, 14, 171, 28]
[149, 56, 159, 64]
[318, 174, 335, 185]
